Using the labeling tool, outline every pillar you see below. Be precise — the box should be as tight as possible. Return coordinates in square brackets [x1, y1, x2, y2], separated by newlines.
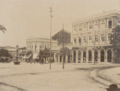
[105, 50, 107, 63]
[65, 55, 68, 63]
[98, 50, 100, 63]
[76, 50, 78, 63]
[72, 51, 74, 63]
[81, 50, 83, 63]
[92, 50, 94, 64]
[111, 50, 113, 63]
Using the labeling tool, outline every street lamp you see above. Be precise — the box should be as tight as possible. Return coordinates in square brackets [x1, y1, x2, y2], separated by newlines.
[49, 7, 53, 69]
[16, 45, 19, 62]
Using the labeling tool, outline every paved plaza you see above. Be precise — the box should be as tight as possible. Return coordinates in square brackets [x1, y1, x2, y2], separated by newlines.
[0, 62, 120, 91]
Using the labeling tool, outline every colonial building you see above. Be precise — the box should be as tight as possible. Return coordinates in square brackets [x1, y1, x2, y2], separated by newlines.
[71, 10, 120, 64]
[26, 37, 58, 53]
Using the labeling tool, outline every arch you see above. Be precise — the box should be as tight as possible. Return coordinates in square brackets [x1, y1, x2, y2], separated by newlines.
[88, 50, 92, 62]
[101, 49, 104, 62]
[73, 50, 76, 63]
[78, 50, 81, 63]
[107, 49, 112, 62]
[94, 50, 98, 62]
[83, 50, 86, 62]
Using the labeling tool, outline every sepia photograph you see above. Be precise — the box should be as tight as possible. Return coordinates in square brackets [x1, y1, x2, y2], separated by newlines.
[0, 0, 120, 91]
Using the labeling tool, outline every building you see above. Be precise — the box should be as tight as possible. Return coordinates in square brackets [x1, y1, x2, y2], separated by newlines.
[52, 29, 71, 45]
[26, 37, 58, 52]
[26, 37, 59, 61]
[70, 10, 120, 64]
[0, 46, 17, 59]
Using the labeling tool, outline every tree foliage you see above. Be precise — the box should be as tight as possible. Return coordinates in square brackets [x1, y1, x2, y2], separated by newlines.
[59, 47, 71, 56]
[0, 48, 12, 58]
[38, 48, 54, 58]
[110, 25, 120, 51]
[0, 25, 6, 33]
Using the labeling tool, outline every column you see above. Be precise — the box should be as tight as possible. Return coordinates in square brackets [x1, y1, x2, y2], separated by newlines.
[105, 18, 107, 28]
[76, 50, 78, 63]
[72, 51, 74, 63]
[58, 55, 60, 63]
[98, 19, 100, 29]
[65, 55, 68, 63]
[111, 50, 114, 63]
[105, 50, 107, 63]
[86, 50, 88, 63]
[81, 50, 83, 63]
[98, 50, 100, 63]
[92, 50, 94, 64]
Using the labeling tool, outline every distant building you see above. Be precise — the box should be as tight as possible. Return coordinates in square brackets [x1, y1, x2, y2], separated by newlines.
[26, 37, 58, 53]
[0, 46, 17, 58]
[52, 29, 71, 45]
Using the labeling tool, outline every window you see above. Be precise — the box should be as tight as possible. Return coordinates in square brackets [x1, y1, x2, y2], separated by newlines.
[74, 26, 77, 31]
[74, 38, 76, 43]
[95, 21, 98, 26]
[108, 33, 111, 41]
[89, 36, 92, 40]
[83, 36, 86, 43]
[79, 25, 82, 31]
[79, 37, 81, 44]
[89, 25, 92, 29]
[101, 34, 105, 41]
[108, 21, 112, 28]
[95, 35, 98, 42]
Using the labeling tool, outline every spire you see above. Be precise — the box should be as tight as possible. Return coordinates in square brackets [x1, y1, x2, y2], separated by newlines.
[62, 24, 64, 30]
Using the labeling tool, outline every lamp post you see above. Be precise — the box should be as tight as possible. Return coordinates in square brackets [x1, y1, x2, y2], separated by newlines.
[16, 45, 19, 62]
[49, 7, 53, 69]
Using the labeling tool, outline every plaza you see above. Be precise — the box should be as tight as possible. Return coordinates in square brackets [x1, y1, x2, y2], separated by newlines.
[0, 62, 120, 91]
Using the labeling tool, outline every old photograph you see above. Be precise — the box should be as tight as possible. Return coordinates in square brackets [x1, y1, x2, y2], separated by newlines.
[0, 0, 120, 91]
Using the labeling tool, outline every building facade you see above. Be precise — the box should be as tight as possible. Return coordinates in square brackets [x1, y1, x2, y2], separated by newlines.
[26, 37, 58, 53]
[71, 10, 120, 64]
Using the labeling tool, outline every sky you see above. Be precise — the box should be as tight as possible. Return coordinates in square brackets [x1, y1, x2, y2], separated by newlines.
[0, 0, 120, 47]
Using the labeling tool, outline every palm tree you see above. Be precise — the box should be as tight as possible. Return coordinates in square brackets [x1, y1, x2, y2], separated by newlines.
[0, 25, 6, 33]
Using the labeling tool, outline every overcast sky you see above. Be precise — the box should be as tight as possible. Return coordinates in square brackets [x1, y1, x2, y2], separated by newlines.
[0, 0, 120, 47]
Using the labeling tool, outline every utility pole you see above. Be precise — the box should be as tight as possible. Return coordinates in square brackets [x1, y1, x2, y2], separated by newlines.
[62, 24, 64, 69]
[49, 7, 53, 69]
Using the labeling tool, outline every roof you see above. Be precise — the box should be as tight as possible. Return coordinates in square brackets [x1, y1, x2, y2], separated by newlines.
[73, 10, 120, 24]
[52, 29, 71, 40]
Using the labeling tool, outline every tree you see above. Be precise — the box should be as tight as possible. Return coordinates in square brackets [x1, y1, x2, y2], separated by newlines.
[0, 48, 12, 62]
[0, 25, 6, 33]
[38, 48, 54, 64]
[110, 25, 120, 62]
[59, 47, 71, 68]
[25, 50, 33, 62]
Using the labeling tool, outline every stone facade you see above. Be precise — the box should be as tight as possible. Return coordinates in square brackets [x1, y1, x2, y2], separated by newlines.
[70, 10, 120, 64]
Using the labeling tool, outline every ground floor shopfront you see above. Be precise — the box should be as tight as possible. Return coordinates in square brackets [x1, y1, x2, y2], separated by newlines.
[57, 46, 115, 64]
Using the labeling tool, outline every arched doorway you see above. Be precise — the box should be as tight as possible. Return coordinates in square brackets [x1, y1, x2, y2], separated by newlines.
[73, 50, 76, 63]
[83, 50, 86, 62]
[88, 50, 92, 62]
[101, 49, 104, 62]
[78, 50, 81, 63]
[107, 49, 112, 62]
[94, 50, 98, 62]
